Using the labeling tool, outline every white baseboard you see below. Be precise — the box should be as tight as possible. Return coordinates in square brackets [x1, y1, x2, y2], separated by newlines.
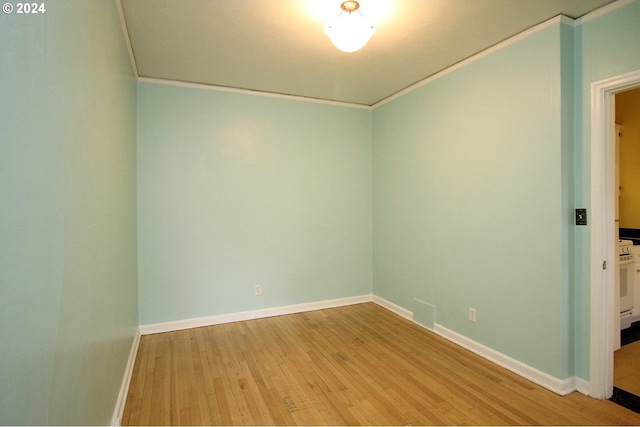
[433, 323, 577, 396]
[371, 296, 581, 397]
[111, 327, 141, 426]
[139, 294, 373, 335]
[372, 294, 413, 321]
[136, 294, 584, 399]
[575, 377, 590, 395]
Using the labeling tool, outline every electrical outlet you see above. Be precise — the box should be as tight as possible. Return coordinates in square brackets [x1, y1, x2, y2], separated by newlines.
[469, 307, 477, 322]
[254, 284, 262, 296]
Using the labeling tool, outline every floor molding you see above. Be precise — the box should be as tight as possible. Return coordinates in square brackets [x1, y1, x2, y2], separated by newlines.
[371, 295, 582, 397]
[139, 294, 374, 335]
[111, 328, 141, 426]
[433, 323, 576, 396]
[371, 295, 413, 321]
[576, 377, 591, 395]
[136, 295, 583, 399]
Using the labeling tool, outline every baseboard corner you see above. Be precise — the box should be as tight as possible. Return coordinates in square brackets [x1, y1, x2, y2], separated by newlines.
[111, 327, 141, 426]
[575, 377, 590, 395]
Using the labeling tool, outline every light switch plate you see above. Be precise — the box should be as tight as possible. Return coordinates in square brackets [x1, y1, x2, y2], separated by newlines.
[576, 208, 587, 226]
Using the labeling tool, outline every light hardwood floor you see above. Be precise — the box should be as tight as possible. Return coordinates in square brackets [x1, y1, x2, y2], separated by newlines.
[615, 340, 640, 396]
[123, 303, 640, 425]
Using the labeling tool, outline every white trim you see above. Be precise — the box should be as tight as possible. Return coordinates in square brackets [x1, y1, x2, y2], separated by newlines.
[371, 295, 413, 321]
[111, 328, 141, 426]
[137, 77, 372, 110]
[576, 0, 635, 25]
[115, 0, 138, 77]
[434, 324, 577, 396]
[139, 294, 373, 335]
[136, 295, 581, 398]
[589, 69, 640, 400]
[372, 15, 574, 109]
[575, 377, 591, 396]
[370, 296, 576, 396]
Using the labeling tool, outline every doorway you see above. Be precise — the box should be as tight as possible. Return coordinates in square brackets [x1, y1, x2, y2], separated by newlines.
[590, 69, 640, 400]
[613, 87, 640, 407]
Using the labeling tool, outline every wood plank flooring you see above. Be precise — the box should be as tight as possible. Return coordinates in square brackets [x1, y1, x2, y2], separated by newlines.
[122, 303, 640, 425]
[615, 340, 640, 396]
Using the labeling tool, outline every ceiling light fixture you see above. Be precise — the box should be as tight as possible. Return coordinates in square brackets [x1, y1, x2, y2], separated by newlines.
[324, 1, 375, 53]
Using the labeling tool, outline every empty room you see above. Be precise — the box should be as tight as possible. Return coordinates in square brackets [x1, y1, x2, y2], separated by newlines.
[2, 0, 640, 425]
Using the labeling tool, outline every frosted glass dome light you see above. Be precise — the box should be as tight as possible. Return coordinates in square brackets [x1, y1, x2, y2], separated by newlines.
[324, 1, 375, 53]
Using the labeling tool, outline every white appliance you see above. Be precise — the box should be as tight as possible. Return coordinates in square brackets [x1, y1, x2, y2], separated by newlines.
[619, 239, 634, 330]
[633, 245, 640, 323]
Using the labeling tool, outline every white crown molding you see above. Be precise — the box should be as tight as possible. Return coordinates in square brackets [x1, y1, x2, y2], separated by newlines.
[372, 15, 575, 109]
[139, 294, 374, 335]
[116, 0, 138, 78]
[122, 0, 631, 108]
[576, 0, 635, 25]
[111, 328, 141, 426]
[137, 77, 372, 110]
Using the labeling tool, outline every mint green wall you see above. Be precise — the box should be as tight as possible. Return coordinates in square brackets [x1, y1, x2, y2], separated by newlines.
[0, 3, 635, 422]
[137, 82, 372, 325]
[0, 1, 138, 425]
[372, 22, 575, 379]
[573, 0, 640, 380]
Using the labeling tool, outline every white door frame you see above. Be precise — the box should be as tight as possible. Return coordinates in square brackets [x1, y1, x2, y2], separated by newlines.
[590, 69, 640, 399]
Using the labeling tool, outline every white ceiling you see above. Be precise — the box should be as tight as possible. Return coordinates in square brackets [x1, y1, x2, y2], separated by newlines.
[121, 0, 615, 106]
